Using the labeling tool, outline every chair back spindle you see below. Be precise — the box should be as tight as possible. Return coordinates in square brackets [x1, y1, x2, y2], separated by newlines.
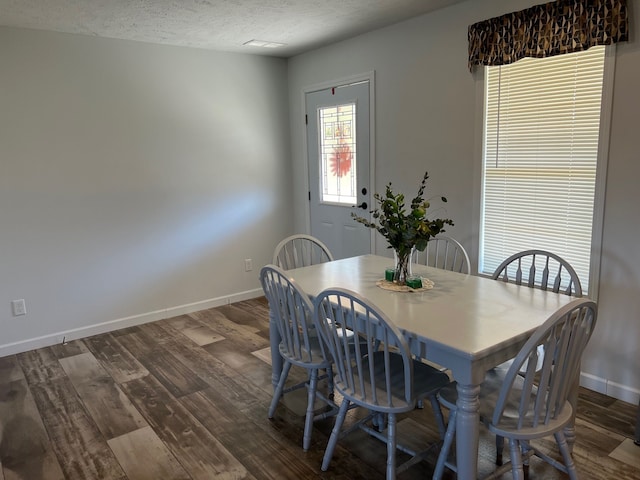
[415, 236, 470, 274]
[492, 299, 597, 432]
[492, 249, 582, 297]
[314, 289, 414, 412]
[273, 234, 334, 270]
[260, 265, 325, 366]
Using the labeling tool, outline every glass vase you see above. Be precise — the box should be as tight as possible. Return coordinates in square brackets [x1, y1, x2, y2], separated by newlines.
[393, 247, 414, 285]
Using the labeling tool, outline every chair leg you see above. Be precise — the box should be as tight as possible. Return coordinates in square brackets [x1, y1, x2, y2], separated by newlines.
[509, 439, 525, 480]
[321, 399, 351, 471]
[522, 442, 530, 480]
[374, 412, 387, 432]
[433, 409, 456, 480]
[386, 413, 397, 480]
[327, 365, 334, 399]
[429, 394, 447, 439]
[555, 430, 579, 480]
[268, 361, 292, 418]
[415, 360, 425, 409]
[496, 434, 504, 465]
[414, 356, 426, 410]
[303, 368, 319, 451]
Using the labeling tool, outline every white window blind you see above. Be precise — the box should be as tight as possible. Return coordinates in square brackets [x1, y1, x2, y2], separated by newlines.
[480, 46, 606, 294]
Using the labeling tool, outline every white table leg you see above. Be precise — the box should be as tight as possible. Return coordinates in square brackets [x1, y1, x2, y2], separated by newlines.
[455, 382, 481, 480]
[269, 308, 282, 391]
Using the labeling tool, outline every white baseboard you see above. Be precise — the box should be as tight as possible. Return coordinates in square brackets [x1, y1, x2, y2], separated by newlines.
[0, 288, 264, 358]
[580, 371, 640, 405]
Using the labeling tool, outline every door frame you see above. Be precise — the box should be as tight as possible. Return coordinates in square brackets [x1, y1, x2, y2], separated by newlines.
[301, 71, 376, 254]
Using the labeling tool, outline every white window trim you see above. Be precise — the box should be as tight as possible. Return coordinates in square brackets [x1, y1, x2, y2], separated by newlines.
[471, 46, 616, 302]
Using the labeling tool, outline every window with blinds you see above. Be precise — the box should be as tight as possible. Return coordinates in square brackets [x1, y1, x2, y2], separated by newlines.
[479, 46, 606, 294]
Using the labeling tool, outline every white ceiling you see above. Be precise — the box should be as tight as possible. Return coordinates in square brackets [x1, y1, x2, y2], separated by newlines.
[0, 0, 465, 57]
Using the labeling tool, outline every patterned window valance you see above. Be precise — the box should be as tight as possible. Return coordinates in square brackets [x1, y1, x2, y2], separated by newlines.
[468, 0, 629, 71]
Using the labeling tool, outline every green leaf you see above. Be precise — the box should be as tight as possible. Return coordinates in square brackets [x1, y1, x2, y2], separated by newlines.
[350, 171, 454, 252]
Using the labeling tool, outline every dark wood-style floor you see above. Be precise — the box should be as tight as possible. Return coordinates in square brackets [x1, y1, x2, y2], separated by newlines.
[0, 297, 638, 480]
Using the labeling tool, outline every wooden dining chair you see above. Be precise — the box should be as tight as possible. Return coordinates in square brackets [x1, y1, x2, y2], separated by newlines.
[260, 264, 338, 451]
[433, 298, 598, 480]
[492, 249, 583, 297]
[313, 288, 450, 480]
[272, 234, 334, 270]
[414, 235, 470, 274]
[491, 248, 583, 464]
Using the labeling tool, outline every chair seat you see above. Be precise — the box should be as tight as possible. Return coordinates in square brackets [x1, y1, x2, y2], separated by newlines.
[412, 357, 451, 399]
[489, 401, 573, 439]
[336, 351, 450, 413]
[438, 367, 572, 440]
[278, 337, 331, 370]
[437, 366, 514, 413]
[494, 344, 546, 374]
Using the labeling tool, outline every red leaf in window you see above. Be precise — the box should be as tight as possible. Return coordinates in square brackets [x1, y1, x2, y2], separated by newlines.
[329, 144, 352, 177]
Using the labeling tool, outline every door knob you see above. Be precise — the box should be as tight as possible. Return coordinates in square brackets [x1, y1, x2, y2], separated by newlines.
[355, 202, 368, 210]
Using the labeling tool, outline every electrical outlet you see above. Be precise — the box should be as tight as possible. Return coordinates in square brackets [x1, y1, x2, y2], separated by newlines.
[12, 299, 26, 316]
[244, 258, 253, 272]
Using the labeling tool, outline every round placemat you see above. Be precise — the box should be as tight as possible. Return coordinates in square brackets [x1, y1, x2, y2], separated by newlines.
[376, 278, 434, 292]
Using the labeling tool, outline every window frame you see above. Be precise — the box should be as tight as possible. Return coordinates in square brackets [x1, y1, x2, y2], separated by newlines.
[471, 46, 616, 301]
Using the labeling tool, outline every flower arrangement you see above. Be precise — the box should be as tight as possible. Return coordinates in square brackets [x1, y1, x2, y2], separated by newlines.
[351, 171, 453, 284]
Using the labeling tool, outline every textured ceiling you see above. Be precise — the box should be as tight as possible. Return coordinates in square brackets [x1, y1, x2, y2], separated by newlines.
[0, 0, 465, 57]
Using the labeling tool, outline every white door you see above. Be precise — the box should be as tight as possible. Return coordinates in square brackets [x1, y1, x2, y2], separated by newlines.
[306, 81, 372, 259]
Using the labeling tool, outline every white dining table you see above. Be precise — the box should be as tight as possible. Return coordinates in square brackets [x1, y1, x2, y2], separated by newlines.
[268, 254, 575, 480]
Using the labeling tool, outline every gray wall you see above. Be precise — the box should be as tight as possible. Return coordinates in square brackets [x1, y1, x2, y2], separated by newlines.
[0, 27, 291, 352]
[287, 0, 640, 403]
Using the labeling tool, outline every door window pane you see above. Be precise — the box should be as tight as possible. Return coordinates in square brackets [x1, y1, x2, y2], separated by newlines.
[319, 103, 357, 205]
